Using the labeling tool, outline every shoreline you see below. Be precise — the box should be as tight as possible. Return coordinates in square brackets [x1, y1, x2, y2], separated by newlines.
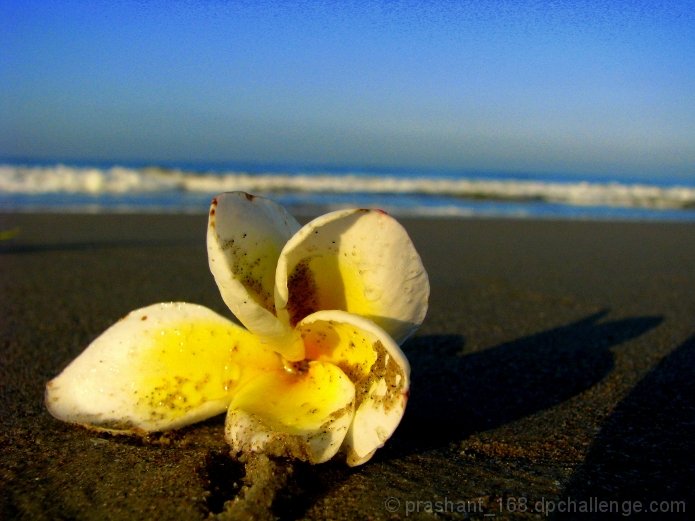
[3, 202, 695, 223]
[2, 213, 694, 519]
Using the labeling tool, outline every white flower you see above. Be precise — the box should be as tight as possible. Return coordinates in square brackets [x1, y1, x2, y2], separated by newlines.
[46, 192, 429, 466]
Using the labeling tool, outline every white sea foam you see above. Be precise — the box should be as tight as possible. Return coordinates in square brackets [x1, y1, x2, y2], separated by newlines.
[2, 163, 695, 211]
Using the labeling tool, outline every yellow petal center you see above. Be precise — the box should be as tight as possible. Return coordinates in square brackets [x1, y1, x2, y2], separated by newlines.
[135, 319, 278, 423]
[229, 361, 354, 433]
[286, 254, 374, 326]
[299, 319, 377, 382]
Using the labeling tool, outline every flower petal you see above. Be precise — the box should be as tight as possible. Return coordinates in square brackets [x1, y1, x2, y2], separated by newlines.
[297, 310, 410, 466]
[207, 192, 301, 343]
[225, 360, 355, 464]
[275, 209, 429, 343]
[46, 302, 280, 433]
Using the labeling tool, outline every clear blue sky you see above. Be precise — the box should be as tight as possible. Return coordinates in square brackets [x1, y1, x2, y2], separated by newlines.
[2, 0, 694, 179]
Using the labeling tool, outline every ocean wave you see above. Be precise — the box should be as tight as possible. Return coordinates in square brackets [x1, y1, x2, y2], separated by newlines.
[2, 163, 695, 211]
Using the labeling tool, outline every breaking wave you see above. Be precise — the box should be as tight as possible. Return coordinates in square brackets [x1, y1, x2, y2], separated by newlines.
[2, 163, 695, 218]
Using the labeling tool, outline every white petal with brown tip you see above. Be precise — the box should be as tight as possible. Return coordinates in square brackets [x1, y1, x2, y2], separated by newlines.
[297, 310, 410, 466]
[207, 192, 301, 345]
[275, 209, 429, 343]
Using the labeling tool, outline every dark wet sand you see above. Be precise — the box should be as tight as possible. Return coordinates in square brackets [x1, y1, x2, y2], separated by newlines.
[2, 213, 694, 520]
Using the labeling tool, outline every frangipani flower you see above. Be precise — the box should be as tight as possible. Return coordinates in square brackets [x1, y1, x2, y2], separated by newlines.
[46, 192, 429, 466]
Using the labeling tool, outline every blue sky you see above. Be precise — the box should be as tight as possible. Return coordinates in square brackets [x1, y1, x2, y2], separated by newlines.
[2, 0, 694, 179]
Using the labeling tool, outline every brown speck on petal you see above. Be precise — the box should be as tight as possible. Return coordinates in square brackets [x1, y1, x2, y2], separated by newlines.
[287, 259, 318, 326]
[141, 315, 148, 321]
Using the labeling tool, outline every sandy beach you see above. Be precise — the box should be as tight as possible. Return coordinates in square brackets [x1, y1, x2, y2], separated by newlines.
[2, 213, 694, 519]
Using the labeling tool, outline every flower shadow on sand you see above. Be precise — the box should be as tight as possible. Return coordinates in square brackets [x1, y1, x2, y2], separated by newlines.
[388, 310, 663, 457]
[553, 332, 695, 519]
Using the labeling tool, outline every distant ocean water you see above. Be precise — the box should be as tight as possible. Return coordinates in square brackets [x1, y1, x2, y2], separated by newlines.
[2, 159, 695, 221]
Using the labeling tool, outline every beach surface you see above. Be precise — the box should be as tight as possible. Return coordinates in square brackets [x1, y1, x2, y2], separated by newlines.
[2, 213, 694, 520]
